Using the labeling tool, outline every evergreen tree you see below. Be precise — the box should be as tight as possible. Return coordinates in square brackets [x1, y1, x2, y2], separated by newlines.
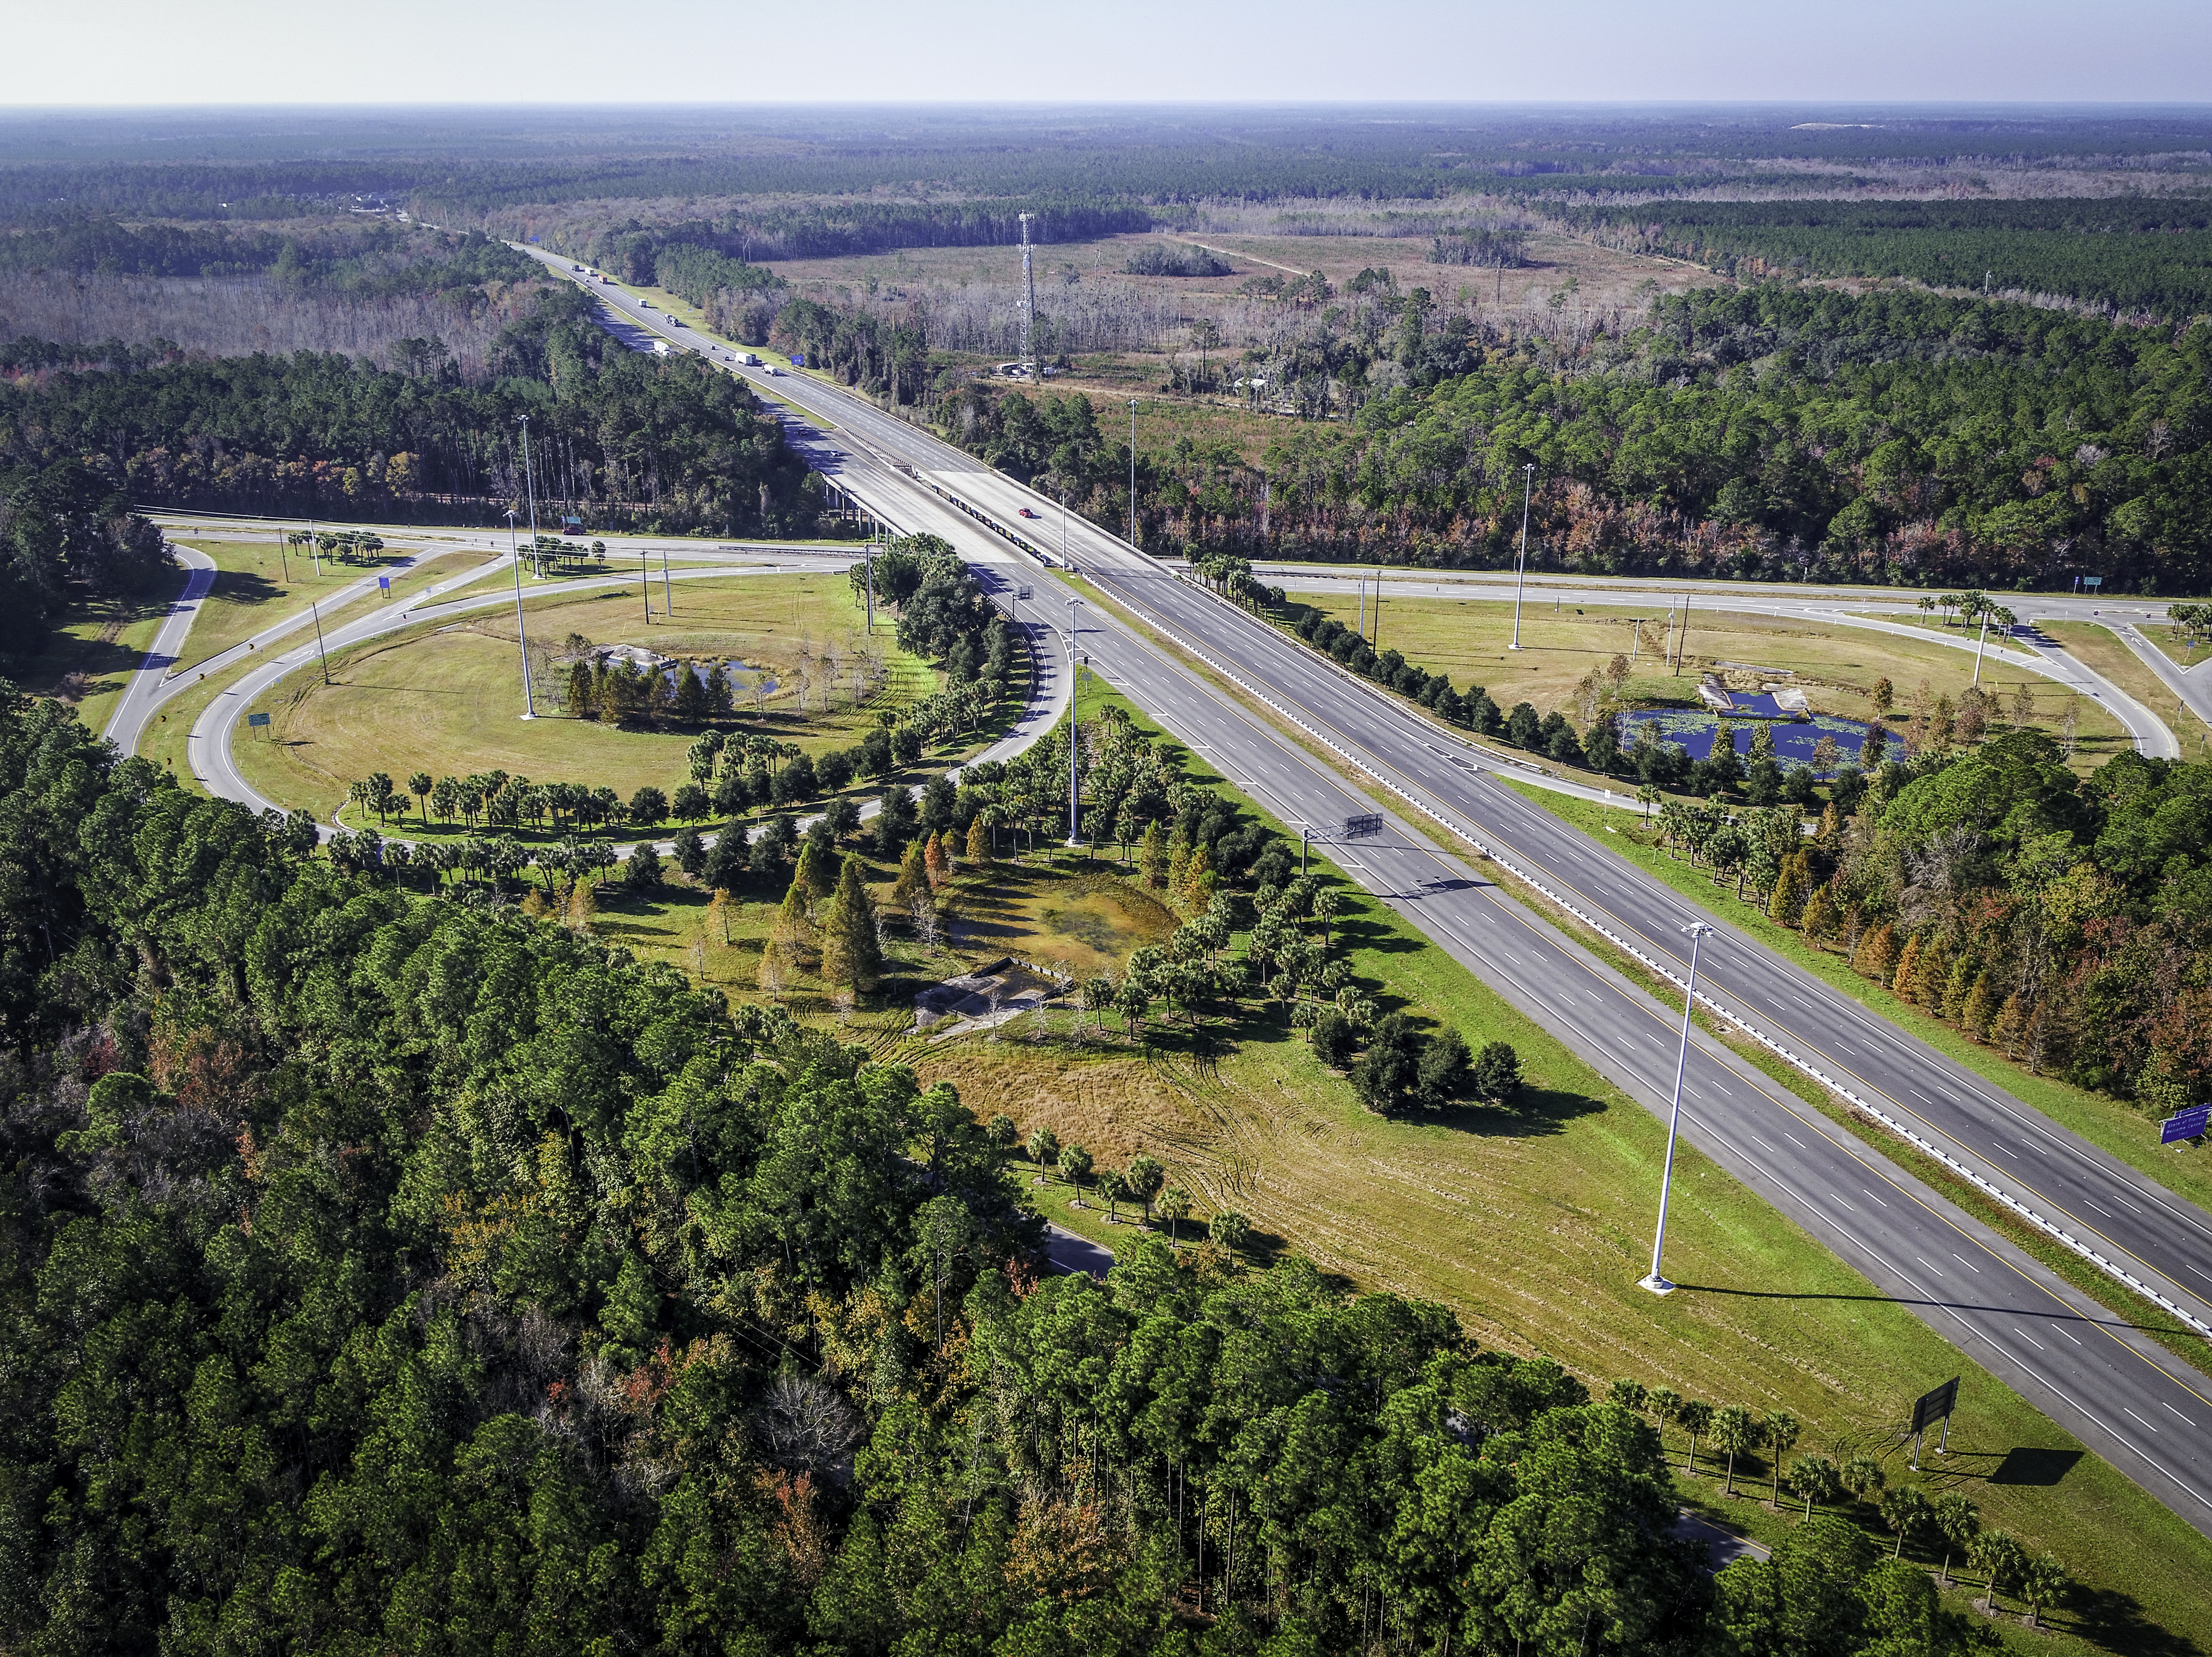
[965, 814, 992, 867]
[821, 854, 884, 994]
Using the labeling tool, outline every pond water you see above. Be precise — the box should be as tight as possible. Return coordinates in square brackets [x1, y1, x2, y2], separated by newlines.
[658, 657, 778, 698]
[1618, 701, 1876, 774]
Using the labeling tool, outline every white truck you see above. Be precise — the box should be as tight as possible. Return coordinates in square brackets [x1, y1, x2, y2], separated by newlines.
[651, 339, 671, 356]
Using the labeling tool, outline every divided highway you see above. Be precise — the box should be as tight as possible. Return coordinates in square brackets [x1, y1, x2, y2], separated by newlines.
[520, 247, 2212, 1530]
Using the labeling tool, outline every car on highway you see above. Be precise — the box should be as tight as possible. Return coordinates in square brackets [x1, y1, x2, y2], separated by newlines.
[1018, 507, 1040, 519]
[640, 300, 654, 309]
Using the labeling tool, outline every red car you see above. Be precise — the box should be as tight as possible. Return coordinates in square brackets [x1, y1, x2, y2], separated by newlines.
[1017, 507, 1040, 519]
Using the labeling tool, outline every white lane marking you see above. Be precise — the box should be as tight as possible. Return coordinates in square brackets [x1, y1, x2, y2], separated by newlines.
[1831, 1192, 1857, 1212]
[2013, 1327, 2046, 1351]
[1752, 1136, 1777, 1154]
[1915, 1257, 1945, 1276]
[1951, 1254, 1982, 1273]
[1861, 1189, 1890, 1208]
[2126, 1407, 2161, 1433]
[1991, 1142, 2018, 1159]
[1783, 1132, 1808, 1149]
[2164, 1401, 2196, 1426]
[2054, 1324, 2083, 1345]
[2083, 1198, 2116, 1219]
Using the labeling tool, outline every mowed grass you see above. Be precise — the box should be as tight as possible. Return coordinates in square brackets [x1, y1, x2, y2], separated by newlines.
[232, 574, 943, 818]
[2043, 621, 2207, 751]
[165, 539, 484, 670]
[1501, 779, 2212, 1224]
[19, 590, 171, 738]
[1287, 589, 2131, 760]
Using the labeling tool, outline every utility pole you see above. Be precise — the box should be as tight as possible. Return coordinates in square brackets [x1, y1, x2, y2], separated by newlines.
[277, 522, 290, 583]
[1018, 212, 1037, 385]
[1065, 596, 1083, 848]
[1061, 490, 1072, 577]
[1675, 591, 1692, 676]
[506, 509, 536, 718]
[1640, 921, 1715, 1296]
[1357, 571, 1367, 640]
[864, 544, 875, 631]
[309, 516, 321, 578]
[661, 545, 674, 617]
[1128, 400, 1139, 550]
[519, 415, 540, 578]
[310, 599, 331, 685]
[1510, 464, 1534, 649]
[1372, 564, 1382, 648]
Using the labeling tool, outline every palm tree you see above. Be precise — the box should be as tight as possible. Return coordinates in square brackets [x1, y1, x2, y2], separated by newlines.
[1100, 1169, 1129, 1223]
[2019, 1554, 2072, 1630]
[1677, 1400, 1713, 1476]
[1879, 1484, 1934, 1560]
[1973, 1531, 2027, 1614]
[1840, 1453, 1886, 1510]
[1711, 1406, 1757, 1497]
[1787, 1454, 1841, 1520]
[1759, 1411, 1800, 1507]
[1646, 1387, 1684, 1466]
[1933, 1492, 1980, 1588]
[1026, 1125, 1060, 1180]
[1159, 1186, 1192, 1243]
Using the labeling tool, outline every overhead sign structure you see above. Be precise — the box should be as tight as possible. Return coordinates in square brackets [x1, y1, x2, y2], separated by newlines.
[2162, 1104, 2210, 1145]
[1909, 1376, 1960, 1468]
[1344, 813, 1385, 839]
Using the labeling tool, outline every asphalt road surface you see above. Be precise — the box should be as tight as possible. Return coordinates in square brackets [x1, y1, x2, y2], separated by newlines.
[509, 247, 2212, 1532]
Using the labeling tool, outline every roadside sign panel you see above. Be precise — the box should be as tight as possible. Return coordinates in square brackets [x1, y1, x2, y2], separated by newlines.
[1910, 1377, 1959, 1434]
[2162, 1105, 2210, 1144]
[378, 576, 390, 591]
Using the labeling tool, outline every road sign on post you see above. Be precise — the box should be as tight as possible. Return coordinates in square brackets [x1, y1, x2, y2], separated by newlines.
[1909, 1376, 1960, 1468]
[378, 576, 390, 592]
[2162, 1105, 2210, 1145]
[1343, 813, 1384, 839]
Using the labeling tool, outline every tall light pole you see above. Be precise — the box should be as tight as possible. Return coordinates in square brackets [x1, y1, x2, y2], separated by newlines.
[661, 544, 674, 617]
[1128, 399, 1139, 550]
[506, 510, 536, 718]
[641, 546, 651, 624]
[1510, 463, 1534, 650]
[1061, 489, 1072, 577]
[1064, 595, 1084, 848]
[1641, 920, 1715, 1296]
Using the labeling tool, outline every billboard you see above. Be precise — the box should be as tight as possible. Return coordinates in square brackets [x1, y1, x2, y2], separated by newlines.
[1910, 1377, 1959, 1435]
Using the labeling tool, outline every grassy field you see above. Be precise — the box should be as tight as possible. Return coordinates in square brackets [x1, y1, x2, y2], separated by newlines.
[230, 573, 952, 821]
[2044, 620, 2207, 754]
[1501, 779, 2212, 1226]
[1284, 589, 2132, 762]
[163, 538, 494, 670]
[18, 589, 171, 738]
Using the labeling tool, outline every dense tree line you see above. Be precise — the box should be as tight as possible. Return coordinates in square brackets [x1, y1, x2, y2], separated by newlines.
[0, 458, 176, 650]
[0, 684, 2018, 1652]
[1021, 283, 2212, 593]
[0, 218, 534, 297]
[0, 284, 818, 539]
[1569, 199, 2212, 316]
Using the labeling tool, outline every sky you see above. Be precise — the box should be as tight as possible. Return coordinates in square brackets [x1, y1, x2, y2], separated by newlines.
[12, 0, 2212, 105]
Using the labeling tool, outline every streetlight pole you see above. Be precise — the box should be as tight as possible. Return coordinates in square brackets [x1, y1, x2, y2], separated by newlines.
[661, 545, 674, 617]
[1061, 489, 1072, 577]
[1641, 921, 1715, 1296]
[277, 522, 290, 583]
[506, 510, 535, 718]
[1510, 464, 1534, 650]
[1065, 595, 1084, 848]
[1127, 399, 1138, 550]
[641, 546, 651, 624]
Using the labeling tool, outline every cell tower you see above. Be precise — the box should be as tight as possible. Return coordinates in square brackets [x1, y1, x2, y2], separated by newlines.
[1018, 212, 1036, 381]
